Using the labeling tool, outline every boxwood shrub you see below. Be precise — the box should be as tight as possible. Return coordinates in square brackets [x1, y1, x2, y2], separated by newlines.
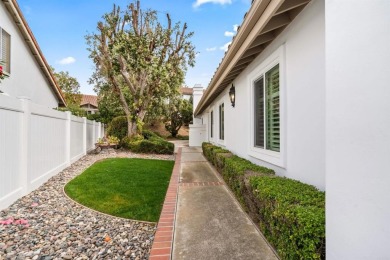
[201, 142, 325, 260]
[107, 116, 128, 140]
[249, 176, 325, 259]
[222, 155, 275, 204]
[121, 130, 174, 154]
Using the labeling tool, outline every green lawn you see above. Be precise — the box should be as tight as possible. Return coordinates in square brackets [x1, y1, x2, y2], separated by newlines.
[64, 158, 174, 222]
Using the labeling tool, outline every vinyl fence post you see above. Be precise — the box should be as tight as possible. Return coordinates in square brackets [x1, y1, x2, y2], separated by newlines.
[98, 122, 101, 139]
[92, 121, 96, 147]
[19, 97, 31, 195]
[65, 111, 71, 167]
[83, 117, 87, 155]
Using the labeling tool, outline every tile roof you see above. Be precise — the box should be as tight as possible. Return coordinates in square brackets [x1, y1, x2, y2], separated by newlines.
[180, 87, 193, 95]
[81, 94, 98, 107]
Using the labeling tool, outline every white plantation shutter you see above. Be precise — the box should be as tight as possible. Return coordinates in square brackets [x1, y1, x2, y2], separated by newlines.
[254, 77, 265, 148]
[211, 111, 214, 138]
[265, 65, 280, 152]
[219, 104, 224, 140]
[1, 28, 11, 73]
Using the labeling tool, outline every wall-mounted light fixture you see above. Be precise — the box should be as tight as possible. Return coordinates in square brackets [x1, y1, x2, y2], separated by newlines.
[229, 84, 235, 107]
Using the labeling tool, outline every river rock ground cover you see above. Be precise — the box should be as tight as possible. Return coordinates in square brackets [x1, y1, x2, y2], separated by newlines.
[0, 149, 174, 259]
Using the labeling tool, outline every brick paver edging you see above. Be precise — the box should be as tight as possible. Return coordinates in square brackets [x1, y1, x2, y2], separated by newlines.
[149, 148, 181, 260]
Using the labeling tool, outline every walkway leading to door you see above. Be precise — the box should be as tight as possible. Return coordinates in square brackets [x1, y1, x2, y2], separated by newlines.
[150, 142, 279, 260]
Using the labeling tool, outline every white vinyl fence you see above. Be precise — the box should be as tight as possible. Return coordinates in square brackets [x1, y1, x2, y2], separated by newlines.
[0, 95, 104, 210]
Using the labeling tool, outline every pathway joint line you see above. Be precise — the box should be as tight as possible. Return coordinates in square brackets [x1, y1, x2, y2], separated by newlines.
[150, 147, 182, 260]
[179, 181, 224, 187]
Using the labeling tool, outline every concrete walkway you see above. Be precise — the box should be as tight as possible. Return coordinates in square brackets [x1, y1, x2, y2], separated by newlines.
[172, 146, 278, 260]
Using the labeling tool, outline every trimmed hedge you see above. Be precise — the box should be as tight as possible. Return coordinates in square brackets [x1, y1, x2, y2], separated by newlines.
[122, 130, 174, 155]
[202, 142, 325, 260]
[250, 176, 325, 259]
[202, 142, 230, 166]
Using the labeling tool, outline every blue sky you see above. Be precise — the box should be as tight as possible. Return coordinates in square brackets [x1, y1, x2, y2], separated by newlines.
[17, 0, 251, 94]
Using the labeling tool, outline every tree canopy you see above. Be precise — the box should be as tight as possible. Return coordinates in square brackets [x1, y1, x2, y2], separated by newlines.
[53, 69, 85, 116]
[86, 0, 196, 137]
[165, 97, 193, 137]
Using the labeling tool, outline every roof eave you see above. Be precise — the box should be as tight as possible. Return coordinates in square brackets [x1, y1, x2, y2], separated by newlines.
[194, 0, 311, 116]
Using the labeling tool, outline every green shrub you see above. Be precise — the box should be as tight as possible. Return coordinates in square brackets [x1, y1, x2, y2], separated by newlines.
[107, 116, 128, 140]
[250, 176, 325, 259]
[202, 142, 214, 161]
[222, 155, 274, 204]
[142, 129, 160, 140]
[214, 152, 233, 172]
[121, 130, 174, 154]
[202, 142, 229, 164]
[201, 142, 325, 259]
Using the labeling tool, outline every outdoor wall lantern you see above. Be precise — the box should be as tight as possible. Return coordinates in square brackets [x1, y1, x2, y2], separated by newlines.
[229, 84, 236, 107]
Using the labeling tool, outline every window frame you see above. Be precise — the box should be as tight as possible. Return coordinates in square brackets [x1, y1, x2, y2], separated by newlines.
[0, 27, 11, 75]
[210, 110, 214, 139]
[248, 45, 285, 167]
[219, 102, 224, 141]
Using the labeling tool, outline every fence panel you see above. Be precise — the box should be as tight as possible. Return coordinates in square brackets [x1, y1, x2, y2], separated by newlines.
[71, 116, 84, 162]
[29, 104, 67, 190]
[86, 120, 94, 151]
[0, 95, 103, 210]
[0, 96, 23, 209]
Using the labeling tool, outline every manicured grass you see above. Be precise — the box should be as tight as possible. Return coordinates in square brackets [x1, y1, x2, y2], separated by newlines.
[64, 158, 174, 222]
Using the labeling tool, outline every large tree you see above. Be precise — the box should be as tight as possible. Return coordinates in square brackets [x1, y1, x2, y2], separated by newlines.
[53, 69, 84, 116]
[53, 70, 82, 106]
[165, 96, 193, 137]
[86, 1, 196, 137]
[89, 71, 124, 124]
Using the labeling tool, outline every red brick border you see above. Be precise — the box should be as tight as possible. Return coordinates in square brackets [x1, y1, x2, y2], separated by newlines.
[149, 148, 181, 260]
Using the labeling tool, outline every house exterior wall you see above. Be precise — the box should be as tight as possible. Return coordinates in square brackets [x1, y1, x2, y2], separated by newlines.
[0, 3, 58, 108]
[200, 0, 325, 190]
[326, 1, 390, 258]
[80, 104, 98, 114]
[182, 94, 192, 101]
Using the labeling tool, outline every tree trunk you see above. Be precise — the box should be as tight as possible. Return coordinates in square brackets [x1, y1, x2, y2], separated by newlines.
[127, 119, 138, 137]
[126, 109, 147, 138]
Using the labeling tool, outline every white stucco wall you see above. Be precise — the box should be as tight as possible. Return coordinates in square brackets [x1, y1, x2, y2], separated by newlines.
[326, 1, 390, 258]
[201, 0, 325, 190]
[0, 3, 59, 108]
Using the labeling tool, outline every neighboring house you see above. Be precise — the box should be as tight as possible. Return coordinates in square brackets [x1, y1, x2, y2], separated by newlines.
[80, 94, 98, 114]
[190, 0, 390, 258]
[0, 0, 65, 107]
[180, 86, 193, 101]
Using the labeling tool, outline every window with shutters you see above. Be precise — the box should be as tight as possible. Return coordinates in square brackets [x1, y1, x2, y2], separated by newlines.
[249, 45, 284, 167]
[210, 110, 214, 138]
[254, 64, 280, 152]
[219, 103, 224, 140]
[0, 28, 11, 74]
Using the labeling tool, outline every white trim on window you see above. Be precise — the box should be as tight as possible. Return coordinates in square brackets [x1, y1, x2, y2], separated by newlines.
[248, 45, 286, 168]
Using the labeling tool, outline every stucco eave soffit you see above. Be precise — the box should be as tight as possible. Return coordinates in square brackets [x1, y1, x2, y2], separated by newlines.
[194, 0, 311, 116]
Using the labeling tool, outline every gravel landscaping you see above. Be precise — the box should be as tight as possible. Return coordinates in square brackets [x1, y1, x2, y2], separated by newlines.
[0, 149, 174, 259]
